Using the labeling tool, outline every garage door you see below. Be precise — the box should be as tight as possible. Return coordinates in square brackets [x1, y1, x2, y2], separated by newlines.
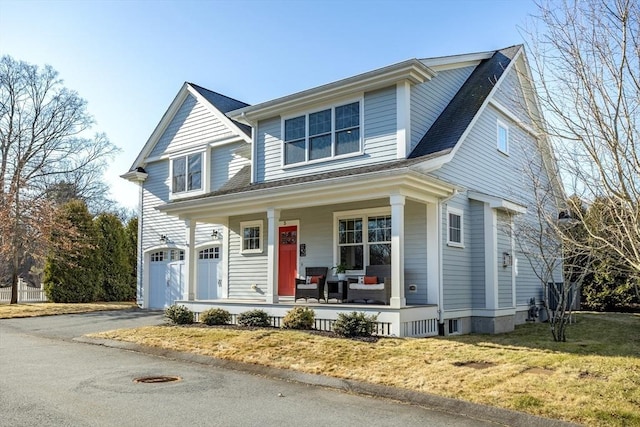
[197, 247, 221, 300]
[148, 250, 184, 309]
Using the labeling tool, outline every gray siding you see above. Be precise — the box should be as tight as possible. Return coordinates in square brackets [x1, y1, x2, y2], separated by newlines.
[211, 141, 250, 191]
[495, 64, 534, 127]
[497, 211, 513, 308]
[442, 195, 473, 310]
[228, 214, 269, 299]
[470, 200, 485, 308]
[255, 86, 397, 183]
[411, 66, 475, 151]
[404, 200, 428, 305]
[149, 94, 235, 157]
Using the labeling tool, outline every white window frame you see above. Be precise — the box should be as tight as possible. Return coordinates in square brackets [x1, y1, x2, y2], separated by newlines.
[447, 207, 464, 248]
[169, 150, 206, 200]
[333, 207, 391, 275]
[281, 98, 363, 167]
[497, 120, 509, 155]
[240, 220, 263, 254]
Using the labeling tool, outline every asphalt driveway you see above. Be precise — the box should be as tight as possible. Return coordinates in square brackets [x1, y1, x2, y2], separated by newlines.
[0, 310, 575, 427]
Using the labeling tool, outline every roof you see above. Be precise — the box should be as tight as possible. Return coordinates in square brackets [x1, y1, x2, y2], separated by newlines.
[409, 45, 521, 158]
[188, 83, 252, 136]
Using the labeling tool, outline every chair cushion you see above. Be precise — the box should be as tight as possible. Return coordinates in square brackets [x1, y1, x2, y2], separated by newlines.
[364, 276, 378, 284]
[297, 284, 318, 289]
[349, 283, 384, 290]
[305, 275, 322, 284]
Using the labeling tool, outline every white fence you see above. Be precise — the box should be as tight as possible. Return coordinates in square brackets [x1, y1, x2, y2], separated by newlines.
[0, 278, 48, 303]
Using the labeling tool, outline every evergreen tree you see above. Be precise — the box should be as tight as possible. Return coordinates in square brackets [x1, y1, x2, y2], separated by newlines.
[95, 213, 133, 301]
[43, 200, 101, 302]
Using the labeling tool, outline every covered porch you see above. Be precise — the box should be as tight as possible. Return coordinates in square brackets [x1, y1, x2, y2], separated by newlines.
[160, 166, 456, 337]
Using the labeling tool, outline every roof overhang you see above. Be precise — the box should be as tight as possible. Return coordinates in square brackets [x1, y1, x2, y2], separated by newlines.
[159, 168, 456, 222]
[229, 59, 437, 124]
[468, 191, 527, 214]
[420, 50, 494, 71]
[120, 170, 148, 183]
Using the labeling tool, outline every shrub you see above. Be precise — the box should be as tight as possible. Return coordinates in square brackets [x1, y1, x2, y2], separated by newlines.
[237, 309, 271, 327]
[200, 308, 232, 326]
[282, 306, 315, 330]
[332, 311, 377, 337]
[165, 304, 194, 325]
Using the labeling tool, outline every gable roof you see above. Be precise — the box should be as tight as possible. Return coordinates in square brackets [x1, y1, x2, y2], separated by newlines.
[409, 45, 521, 159]
[123, 82, 251, 175]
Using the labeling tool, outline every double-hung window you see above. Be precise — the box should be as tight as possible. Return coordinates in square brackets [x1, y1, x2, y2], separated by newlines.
[337, 211, 391, 271]
[497, 120, 509, 154]
[284, 101, 361, 165]
[447, 208, 464, 247]
[172, 153, 202, 194]
[240, 220, 263, 254]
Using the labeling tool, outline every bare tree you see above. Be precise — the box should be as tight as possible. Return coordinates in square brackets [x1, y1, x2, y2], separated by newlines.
[0, 55, 118, 303]
[524, 0, 640, 297]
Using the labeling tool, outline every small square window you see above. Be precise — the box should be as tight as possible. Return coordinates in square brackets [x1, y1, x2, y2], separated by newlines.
[449, 318, 460, 334]
[497, 120, 509, 154]
[447, 208, 464, 248]
[240, 221, 263, 254]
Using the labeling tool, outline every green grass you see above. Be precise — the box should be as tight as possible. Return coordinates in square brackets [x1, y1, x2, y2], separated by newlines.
[91, 312, 640, 426]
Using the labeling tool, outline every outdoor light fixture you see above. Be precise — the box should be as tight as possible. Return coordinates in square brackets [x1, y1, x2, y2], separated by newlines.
[159, 234, 167, 243]
[211, 229, 221, 239]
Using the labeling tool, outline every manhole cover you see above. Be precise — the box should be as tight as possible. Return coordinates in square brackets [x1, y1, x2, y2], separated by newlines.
[133, 376, 181, 384]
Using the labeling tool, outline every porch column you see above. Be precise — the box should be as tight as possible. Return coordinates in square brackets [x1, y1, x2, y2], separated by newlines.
[266, 208, 280, 303]
[184, 219, 196, 301]
[390, 194, 406, 308]
[484, 204, 498, 310]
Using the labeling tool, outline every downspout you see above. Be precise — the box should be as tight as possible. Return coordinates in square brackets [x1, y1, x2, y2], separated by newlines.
[437, 190, 459, 335]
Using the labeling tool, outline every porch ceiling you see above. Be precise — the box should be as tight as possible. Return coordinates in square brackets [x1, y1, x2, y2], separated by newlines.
[158, 168, 456, 222]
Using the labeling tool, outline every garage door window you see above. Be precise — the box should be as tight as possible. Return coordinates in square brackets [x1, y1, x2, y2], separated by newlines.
[199, 247, 220, 259]
[150, 251, 165, 262]
[169, 250, 184, 261]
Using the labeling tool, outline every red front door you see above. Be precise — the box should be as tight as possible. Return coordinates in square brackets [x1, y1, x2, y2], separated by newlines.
[278, 225, 297, 296]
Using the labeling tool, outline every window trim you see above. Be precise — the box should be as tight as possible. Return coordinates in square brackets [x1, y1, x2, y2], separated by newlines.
[169, 150, 207, 200]
[240, 220, 263, 254]
[447, 207, 464, 248]
[281, 98, 364, 168]
[333, 207, 391, 275]
[497, 120, 509, 155]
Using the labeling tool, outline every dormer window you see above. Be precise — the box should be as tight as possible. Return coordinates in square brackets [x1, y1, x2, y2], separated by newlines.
[172, 153, 202, 193]
[283, 101, 361, 166]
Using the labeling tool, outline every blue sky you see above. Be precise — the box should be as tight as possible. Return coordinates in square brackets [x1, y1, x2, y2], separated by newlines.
[0, 0, 538, 210]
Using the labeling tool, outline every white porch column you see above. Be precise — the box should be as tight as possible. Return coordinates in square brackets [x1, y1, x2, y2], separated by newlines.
[484, 204, 498, 310]
[266, 208, 280, 303]
[184, 219, 196, 301]
[390, 194, 406, 308]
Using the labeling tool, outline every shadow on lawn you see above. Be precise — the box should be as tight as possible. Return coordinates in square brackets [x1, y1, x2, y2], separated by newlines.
[445, 312, 640, 358]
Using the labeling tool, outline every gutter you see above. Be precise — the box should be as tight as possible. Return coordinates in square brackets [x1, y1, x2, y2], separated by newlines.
[437, 189, 459, 334]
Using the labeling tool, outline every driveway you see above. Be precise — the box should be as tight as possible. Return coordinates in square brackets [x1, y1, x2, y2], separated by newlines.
[0, 311, 573, 427]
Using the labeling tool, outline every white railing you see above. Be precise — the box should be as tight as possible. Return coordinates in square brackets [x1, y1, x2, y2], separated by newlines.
[0, 278, 48, 303]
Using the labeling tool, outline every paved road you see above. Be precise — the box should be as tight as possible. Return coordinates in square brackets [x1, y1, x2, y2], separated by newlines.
[0, 311, 565, 427]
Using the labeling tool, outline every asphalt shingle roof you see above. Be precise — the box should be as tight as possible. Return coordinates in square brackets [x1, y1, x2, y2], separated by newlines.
[408, 45, 521, 158]
[189, 83, 252, 136]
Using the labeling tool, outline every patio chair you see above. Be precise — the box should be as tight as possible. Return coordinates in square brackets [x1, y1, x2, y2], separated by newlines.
[347, 264, 391, 305]
[294, 267, 328, 302]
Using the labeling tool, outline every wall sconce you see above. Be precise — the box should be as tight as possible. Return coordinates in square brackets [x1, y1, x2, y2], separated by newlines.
[502, 252, 512, 267]
[159, 234, 167, 243]
[211, 229, 221, 239]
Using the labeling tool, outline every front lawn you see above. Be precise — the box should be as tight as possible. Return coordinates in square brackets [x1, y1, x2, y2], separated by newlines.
[0, 302, 137, 318]
[92, 312, 639, 426]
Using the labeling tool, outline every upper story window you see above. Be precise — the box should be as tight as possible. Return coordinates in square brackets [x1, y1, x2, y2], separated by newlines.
[172, 153, 202, 193]
[283, 101, 361, 166]
[240, 220, 263, 254]
[447, 207, 464, 248]
[497, 120, 509, 154]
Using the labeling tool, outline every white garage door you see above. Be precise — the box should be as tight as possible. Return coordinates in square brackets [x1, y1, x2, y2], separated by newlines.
[148, 250, 184, 309]
[197, 247, 221, 300]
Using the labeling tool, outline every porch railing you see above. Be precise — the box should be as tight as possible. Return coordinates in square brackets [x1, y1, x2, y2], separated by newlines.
[0, 278, 48, 303]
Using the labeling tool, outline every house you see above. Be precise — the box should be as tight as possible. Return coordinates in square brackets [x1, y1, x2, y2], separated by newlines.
[122, 45, 563, 337]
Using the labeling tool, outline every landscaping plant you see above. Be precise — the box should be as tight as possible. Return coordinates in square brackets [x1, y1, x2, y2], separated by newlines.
[237, 309, 271, 327]
[200, 308, 231, 326]
[282, 306, 315, 330]
[332, 311, 377, 337]
[164, 304, 194, 325]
